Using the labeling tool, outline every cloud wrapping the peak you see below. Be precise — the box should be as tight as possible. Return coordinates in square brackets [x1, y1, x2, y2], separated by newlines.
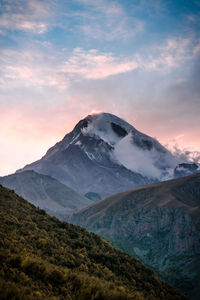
[113, 133, 165, 178]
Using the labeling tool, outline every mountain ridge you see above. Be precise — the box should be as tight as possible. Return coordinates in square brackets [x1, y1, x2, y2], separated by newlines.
[0, 170, 92, 217]
[70, 172, 200, 300]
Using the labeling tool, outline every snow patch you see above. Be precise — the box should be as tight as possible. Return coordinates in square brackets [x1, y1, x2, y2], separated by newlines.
[74, 140, 82, 146]
[81, 113, 134, 146]
[82, 119, 120, 145]
[70, 133, 81, 145]
[84, 150, 96, 160]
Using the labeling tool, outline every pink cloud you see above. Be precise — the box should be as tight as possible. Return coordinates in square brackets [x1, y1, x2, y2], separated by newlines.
[144, 38, 191, 71]
[0, 15, 48, 34]
[1, 49, 69, 90]
[0, 0, 51, 35]
[1, 36, 196, 93]
[62, 48, 139, 79]
[0, 47, 140, 92]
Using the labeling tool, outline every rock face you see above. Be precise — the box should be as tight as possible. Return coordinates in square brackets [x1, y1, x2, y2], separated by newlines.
[70, 173, 200, 300]
[174, 163, 199, 178]
[17, 112, 182, 198]
[0, 170, 92, 217]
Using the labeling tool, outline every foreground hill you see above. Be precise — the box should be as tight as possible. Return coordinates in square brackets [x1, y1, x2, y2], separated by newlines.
[0, 170, 91, 217]
[70, 173, 200, 300]
[17, 112, 190, 198]
[0, 185, 188, 300]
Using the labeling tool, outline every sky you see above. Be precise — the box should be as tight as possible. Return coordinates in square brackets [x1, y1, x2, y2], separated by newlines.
[0, 0, 200, 176]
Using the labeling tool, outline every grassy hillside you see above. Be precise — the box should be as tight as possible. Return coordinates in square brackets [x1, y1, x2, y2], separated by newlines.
[0, 184, 188, 300]
[70, 173, 200, 299]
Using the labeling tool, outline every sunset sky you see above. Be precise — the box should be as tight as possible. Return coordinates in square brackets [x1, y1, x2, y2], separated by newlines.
[0, 0, 200, 175]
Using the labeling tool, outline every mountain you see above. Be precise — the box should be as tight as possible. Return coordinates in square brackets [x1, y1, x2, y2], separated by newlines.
[70, 173, 200, 300]
[17, 112, 186, 198]
[0, 184, 188, 300]
[84, 191, 102, 202]
[174, 163, 200, 178]
[0, 170, 92, 218]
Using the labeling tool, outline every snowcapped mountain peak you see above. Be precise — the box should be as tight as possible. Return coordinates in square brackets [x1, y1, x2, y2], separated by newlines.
[75, 112, 134, 146]
[18, 112, 196, 198]
[68, 112, 179, 179]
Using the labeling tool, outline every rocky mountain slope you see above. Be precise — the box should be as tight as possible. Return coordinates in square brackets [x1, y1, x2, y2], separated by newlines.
[0, 170, 91, 217]
[0, 184, 188, 300]
[70, 173, 200, 300]
[17, 112, 196, 198]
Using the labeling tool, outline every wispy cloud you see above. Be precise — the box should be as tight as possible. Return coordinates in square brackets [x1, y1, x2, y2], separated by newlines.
[166, 142, 200, 164]
[0, 36, 197, 93]
[0, 0, 53, 34]
[65, 0, 144, 41]
[144, 37, 192, 71]
[61, 48, 138, 79]
[0, 17, 48, 34]
[0, 47, 70, 91]
[0, 46, 139, 92]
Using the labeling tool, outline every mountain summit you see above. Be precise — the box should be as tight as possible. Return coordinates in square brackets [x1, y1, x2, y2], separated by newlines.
[17, 112, 198, 197]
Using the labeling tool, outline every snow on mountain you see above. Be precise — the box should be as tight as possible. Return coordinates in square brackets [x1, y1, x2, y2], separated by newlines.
[81, 113, 133, 146]
[77, 113, 178, 179]
[17, 112, 198, 198]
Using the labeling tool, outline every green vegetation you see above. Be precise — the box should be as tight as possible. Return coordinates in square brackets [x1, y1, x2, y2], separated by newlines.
[0, 185, 188, 300]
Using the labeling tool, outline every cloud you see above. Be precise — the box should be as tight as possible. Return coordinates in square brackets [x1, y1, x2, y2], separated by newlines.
[61, 48, 138, 79]
[0, 47, 70, 91]
[0, 17, 48, 34]
[0, 34, 196, 95]
[144, 37, 191, 71]
[65, 0, 144, 41]
[167, 143, 200, 164]
[113, 133, 170, 179]
[0, 39, 192, 90]
[0, 46, 139, 93]
[0, 0, 53, 35]
[81, 114, 122, 145]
